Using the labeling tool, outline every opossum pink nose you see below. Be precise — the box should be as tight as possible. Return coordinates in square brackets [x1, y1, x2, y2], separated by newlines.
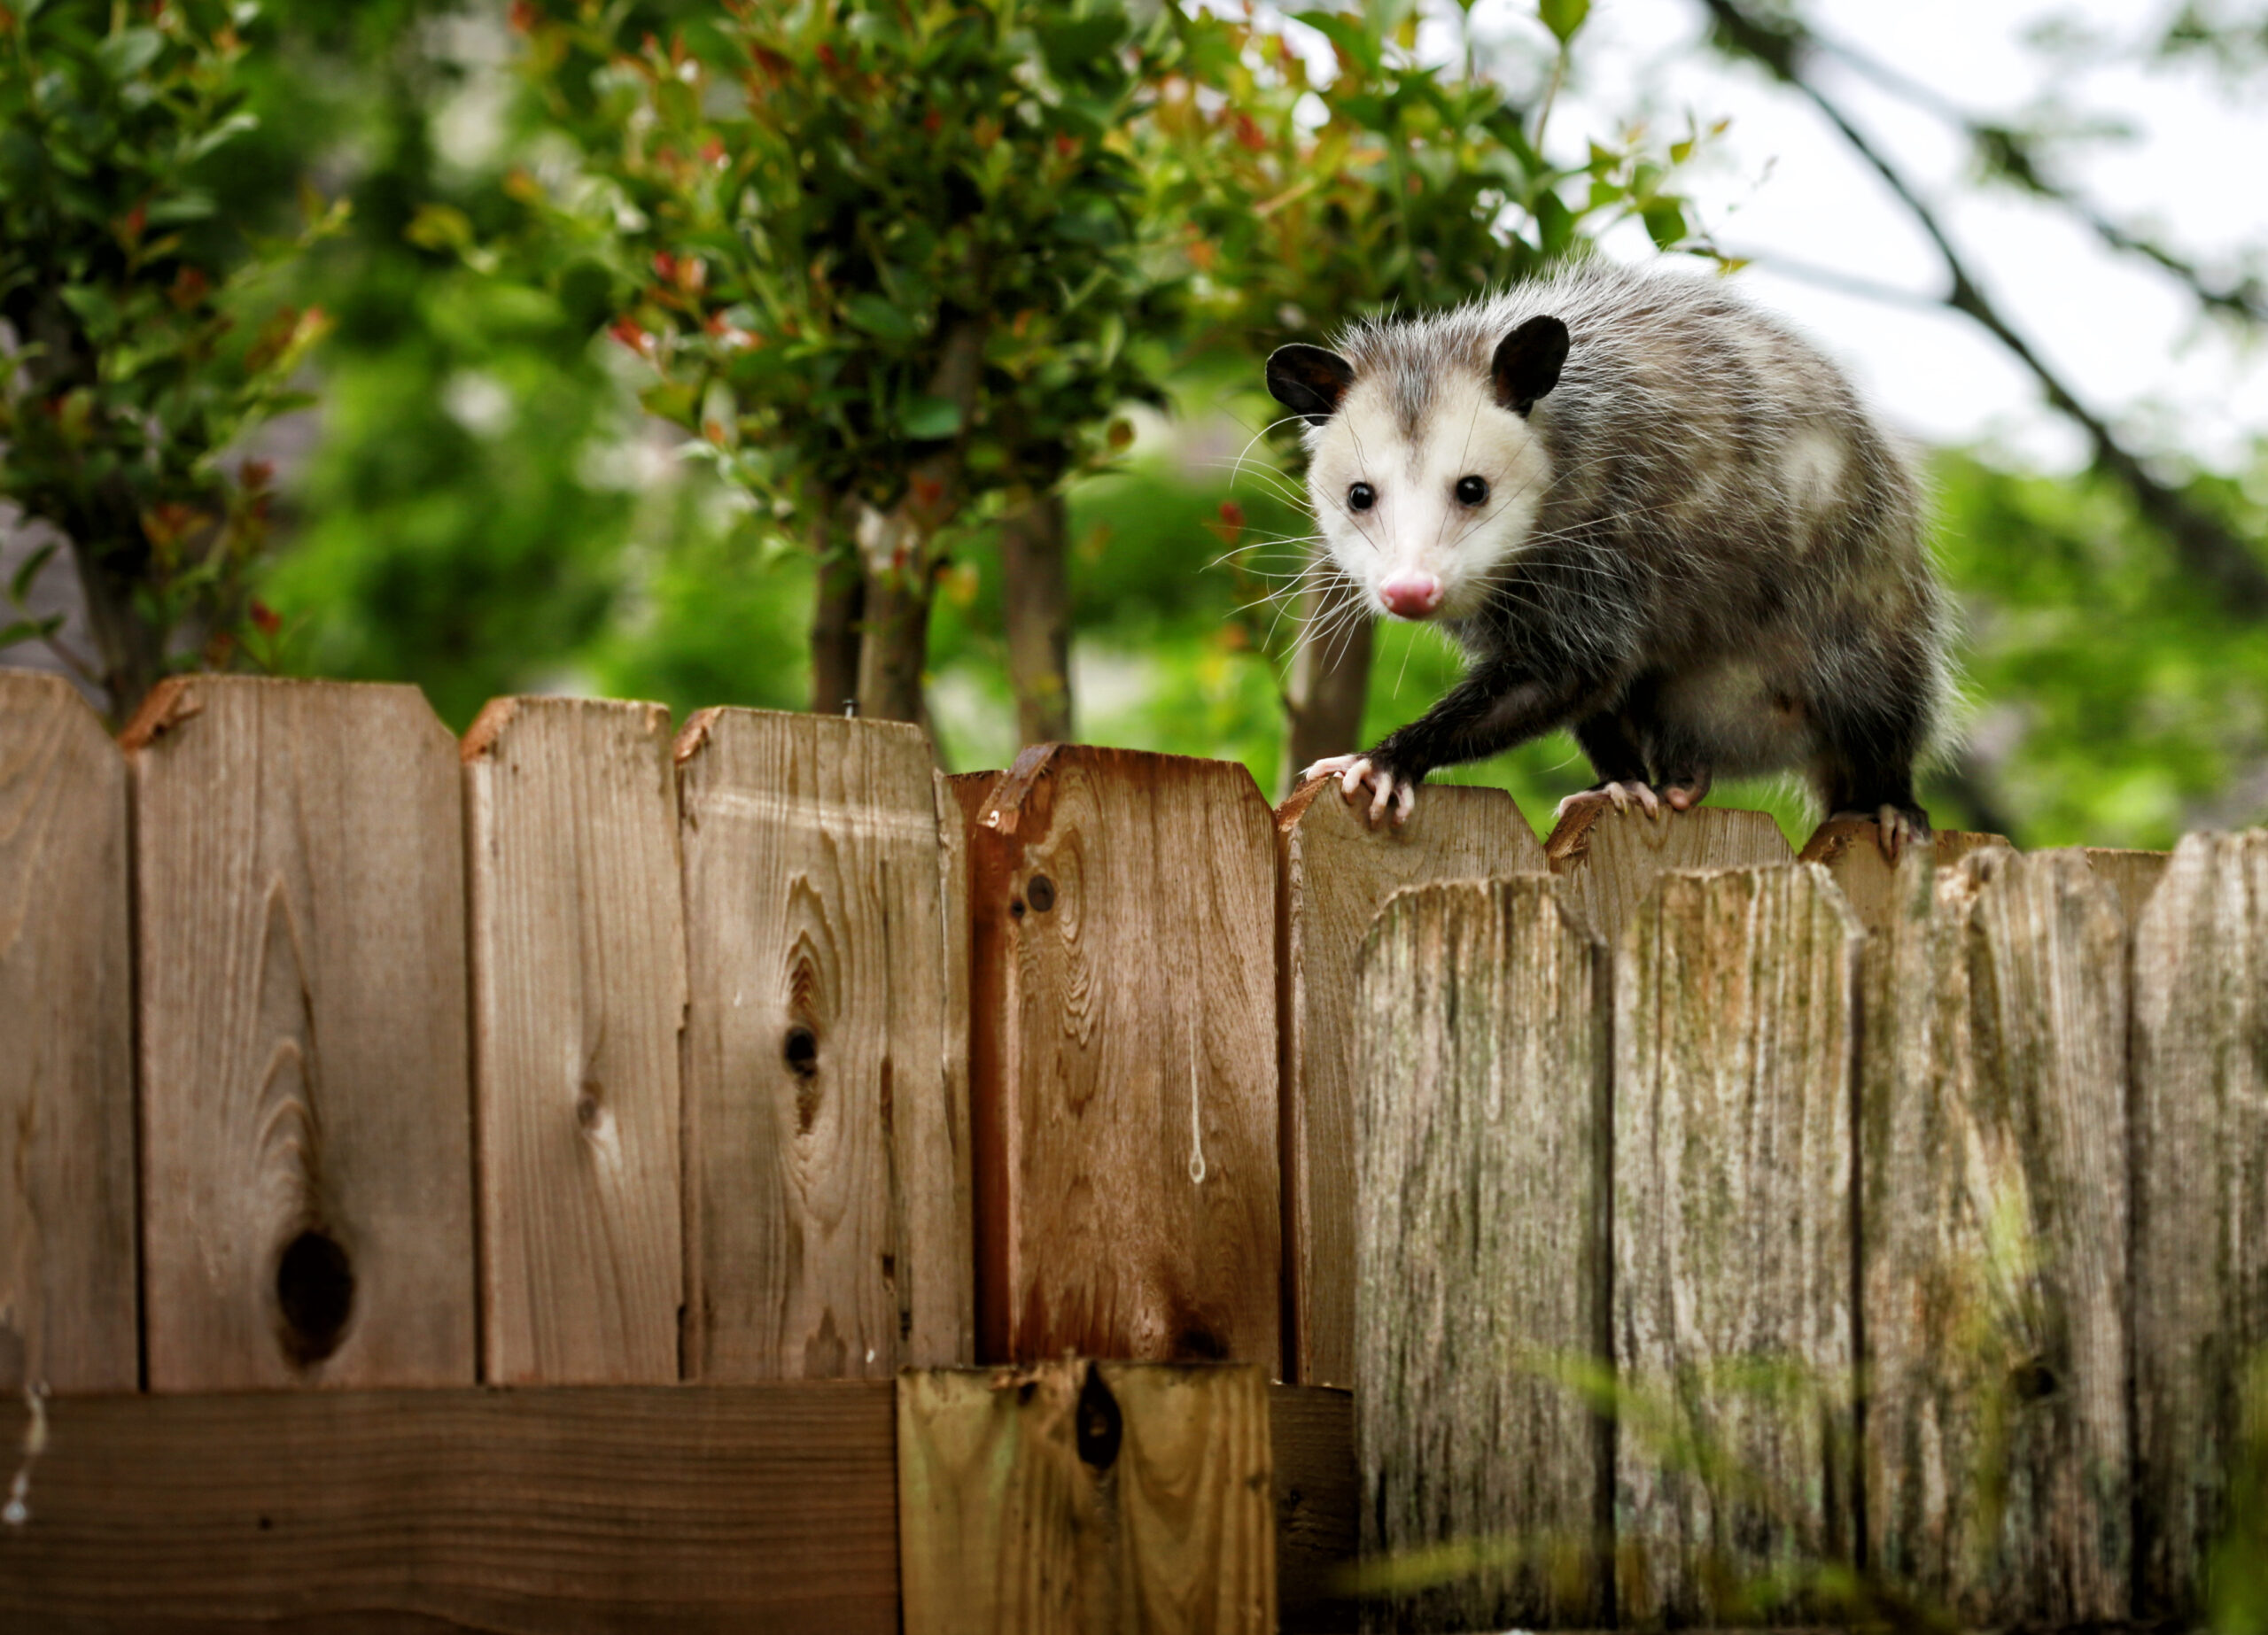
[1379, 573, 1444, 618]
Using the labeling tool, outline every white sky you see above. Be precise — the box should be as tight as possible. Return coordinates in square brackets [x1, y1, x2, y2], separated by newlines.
[1282, 0, 2268, 472]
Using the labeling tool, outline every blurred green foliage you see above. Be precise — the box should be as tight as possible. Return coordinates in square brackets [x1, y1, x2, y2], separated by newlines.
[517, 0, 1169, 510]
[0, 0, 338, 702]
[3, 0, 2266, 852]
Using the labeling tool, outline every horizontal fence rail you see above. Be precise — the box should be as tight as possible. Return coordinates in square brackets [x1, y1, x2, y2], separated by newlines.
[0, 664, 2249, 1631]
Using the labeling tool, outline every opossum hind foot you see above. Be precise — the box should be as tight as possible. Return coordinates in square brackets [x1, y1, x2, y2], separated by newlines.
[1829, 802, 1934, 863]
[1555, 780, 1668, 823]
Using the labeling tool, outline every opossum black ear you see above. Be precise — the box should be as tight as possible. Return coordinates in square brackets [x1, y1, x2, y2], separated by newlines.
[1266, 345, 1355, 426]
[1491, 315, 1569, 416]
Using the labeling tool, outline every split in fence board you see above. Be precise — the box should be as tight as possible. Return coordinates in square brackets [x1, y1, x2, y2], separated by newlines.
[1270, 1383, 1358, 1635]
[124, 676, 475, 1391]
[1355, 875, 1611, 1631]
[967, 745, 1280, 1368]
[2131, 833, 2268, 1617]
[1276, 778, 1545, 1390]
[462, 697, 685, 1385]
[1796, 816, 2009, 934]
[0, 671, 137, 1392]
[1860, 847, 2130, 1625]
[1544, 802, 1792, 941]
[1612, 863, 1861, 1624]
[897, 1361, 1276, 1635]
[673, 707, 972, 1380]
[0, 1383, 899, 1635]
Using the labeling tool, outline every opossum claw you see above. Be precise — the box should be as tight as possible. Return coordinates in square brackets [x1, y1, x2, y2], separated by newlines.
[1554, 781, 1666, 824]
[1301, 755, 1414, 828]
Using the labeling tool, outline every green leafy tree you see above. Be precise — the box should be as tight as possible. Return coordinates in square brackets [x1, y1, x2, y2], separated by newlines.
[515, 0, 1169, 725]
[0, 0, 338, 717]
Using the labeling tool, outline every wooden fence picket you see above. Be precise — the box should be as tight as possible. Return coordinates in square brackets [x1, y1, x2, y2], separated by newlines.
[1797, 816, 2009, 934]
[1355, 875, 1612, 1631]
[2131, 831, 2268, 1618]
[1860, 848, 2130, 1625]
[1612, 863, 1861, 1624]
[0, 671, 138, 1392]
[462, 696, 686, 1384]
[966, 745, 1279, 1367]
[674, 707, 972, 1380]
[2084, 845, 2171, 920]
[125, 676, 475, 1391]
[1276, 779, 1546, 1389]
[1544, 802, 1791, 941]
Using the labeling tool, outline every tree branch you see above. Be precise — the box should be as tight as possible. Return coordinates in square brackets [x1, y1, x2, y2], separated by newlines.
[1803, 29, 2268, 326]
[1698, 0, 2268, 616]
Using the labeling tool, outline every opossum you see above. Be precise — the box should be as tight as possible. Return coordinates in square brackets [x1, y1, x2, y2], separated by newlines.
[1265, 258, 1948, 854]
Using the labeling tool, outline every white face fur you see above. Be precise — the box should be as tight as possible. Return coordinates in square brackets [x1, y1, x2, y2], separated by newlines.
[1306, 370, 1554, 624]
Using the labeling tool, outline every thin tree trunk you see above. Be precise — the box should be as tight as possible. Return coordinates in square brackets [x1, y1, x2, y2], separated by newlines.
[854, 554, 935, 726]
[845, 319, 988, 728]
[999, 492, 1072, 744]
[809, 501, 864, 717]
[70, 540, 165, 727]
[1282, 556, 1375, 794]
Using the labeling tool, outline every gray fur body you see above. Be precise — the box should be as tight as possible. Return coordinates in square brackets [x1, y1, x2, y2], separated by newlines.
[1268, 259, 1949, 834]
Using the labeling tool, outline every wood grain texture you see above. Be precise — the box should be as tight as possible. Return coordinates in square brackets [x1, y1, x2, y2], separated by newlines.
[0, 1383, 897, 1634]
[1613, 864, 1861, 1623]
[2131, 832, 2268, 1617]
[1860, 847, 2130, 1625]
[1270, 1384, 1358, 1635]
[674, 707, 973, 1380]
[968, 746, 1279, 1368]
[1796, 818, 2009, 934]
[2084, 845, 2171, 922]
[0, 671, 137, 1392]
[1277, 778, 1545, 1390]
[1545, 803, 1791, 942]
[950, 769, 1005, 833]
[1355, 876, 1611, 1630]
[462, 696, 685, 1385]
[898, 1360, 1276, 1635]
[125, 676, 474, 1391]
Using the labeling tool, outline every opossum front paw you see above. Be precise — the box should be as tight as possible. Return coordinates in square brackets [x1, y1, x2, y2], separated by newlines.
[1303, 754, 1418, 827]
[1555, 780, 1666, 823]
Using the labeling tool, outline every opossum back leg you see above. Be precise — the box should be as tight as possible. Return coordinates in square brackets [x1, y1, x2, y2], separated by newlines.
[1810, 686, 1932, 854]
[1573, 709, 1650, 786]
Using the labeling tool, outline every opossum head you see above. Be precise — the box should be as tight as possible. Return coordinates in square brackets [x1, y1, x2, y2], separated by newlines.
[1267, 314, 1567, 623]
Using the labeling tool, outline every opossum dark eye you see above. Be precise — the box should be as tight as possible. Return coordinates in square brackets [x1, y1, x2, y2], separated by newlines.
[1455, 475, 1489, 507]
[1348, 482, 1376, 513]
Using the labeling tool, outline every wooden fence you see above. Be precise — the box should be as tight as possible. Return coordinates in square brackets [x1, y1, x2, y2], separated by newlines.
[0, 665, 2251, 1631]
[1359, 828, 2267, 1632]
